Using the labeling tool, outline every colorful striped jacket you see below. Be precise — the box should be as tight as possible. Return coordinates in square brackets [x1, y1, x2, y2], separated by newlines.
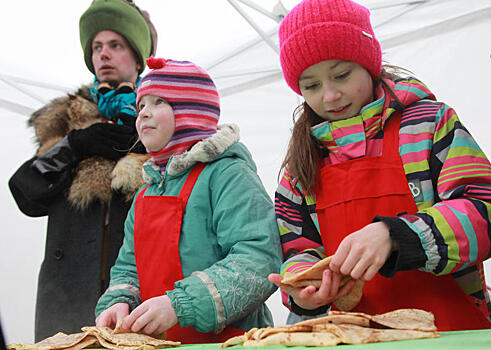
[276, 78, 491, 319]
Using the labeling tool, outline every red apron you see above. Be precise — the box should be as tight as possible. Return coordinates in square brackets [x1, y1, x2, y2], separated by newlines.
[314, 114, 490, 331]
[134, 162, 244, 343]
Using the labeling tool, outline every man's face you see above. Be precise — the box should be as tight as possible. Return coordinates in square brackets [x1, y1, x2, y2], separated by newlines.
[91, 30, 141, 84]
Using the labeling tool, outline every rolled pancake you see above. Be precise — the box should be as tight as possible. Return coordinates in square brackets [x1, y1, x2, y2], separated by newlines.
[313, 323, 439, 344]
[370, 308, 437, 331]
[243, 332, 342, 347]
[82, 326, 180, 348]
[281, 256, 364, 311]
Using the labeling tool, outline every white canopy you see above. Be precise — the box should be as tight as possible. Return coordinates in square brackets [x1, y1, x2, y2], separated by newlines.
[1, 0, 490, 343]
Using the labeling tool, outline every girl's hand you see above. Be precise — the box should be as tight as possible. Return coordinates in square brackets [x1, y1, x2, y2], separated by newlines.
[95, 302, 129, 328]
[122, 295, 177, 336]
[269, 270, 356, 310]
[329, 222, 395, 281]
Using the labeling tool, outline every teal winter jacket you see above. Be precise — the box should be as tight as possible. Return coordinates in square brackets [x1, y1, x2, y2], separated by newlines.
[96, 124, 282, 333]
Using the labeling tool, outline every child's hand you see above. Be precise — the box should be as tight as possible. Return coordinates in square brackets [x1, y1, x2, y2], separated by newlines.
[96, 302, 129, 328]
[269, 270, 355, 310]
[330, 222, 394, 281]
[122, 295, 177, 336]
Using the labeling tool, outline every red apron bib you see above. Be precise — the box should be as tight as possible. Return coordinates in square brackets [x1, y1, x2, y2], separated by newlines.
[314, 114, 490, 331]
[134, 162, 244, 343]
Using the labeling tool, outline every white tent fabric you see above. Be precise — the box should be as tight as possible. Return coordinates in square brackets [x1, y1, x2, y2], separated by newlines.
[1, 0, 490, 344]
[211, 0, 491, 198]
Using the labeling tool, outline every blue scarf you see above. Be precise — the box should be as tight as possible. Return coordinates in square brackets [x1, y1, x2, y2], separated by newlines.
[89, 77, 141, 124]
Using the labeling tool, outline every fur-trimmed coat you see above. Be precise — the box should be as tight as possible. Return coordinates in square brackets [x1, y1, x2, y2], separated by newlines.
[96, 125, 282, 339]
[9, 85, 149, 341]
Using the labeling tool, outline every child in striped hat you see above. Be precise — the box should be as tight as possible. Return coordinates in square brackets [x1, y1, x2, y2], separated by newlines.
[95, 57, 282, 343]
[135, 56, 221, 174]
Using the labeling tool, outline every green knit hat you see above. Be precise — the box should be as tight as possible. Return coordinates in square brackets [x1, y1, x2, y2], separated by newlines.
[79, 0, 151, 74]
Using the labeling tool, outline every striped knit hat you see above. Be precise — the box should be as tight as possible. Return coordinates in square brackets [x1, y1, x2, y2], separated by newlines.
[137, 57, 220, 171]
[279, 0, 382, 94]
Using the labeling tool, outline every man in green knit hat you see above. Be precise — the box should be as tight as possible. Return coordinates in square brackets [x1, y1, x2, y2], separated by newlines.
[9, 0, 157, 341]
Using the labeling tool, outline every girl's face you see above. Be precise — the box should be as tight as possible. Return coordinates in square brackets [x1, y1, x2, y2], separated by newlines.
[136, 95, 175, 152]
[299, 60, 374, 121]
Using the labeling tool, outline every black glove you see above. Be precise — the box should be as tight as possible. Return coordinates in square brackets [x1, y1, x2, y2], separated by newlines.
[117, 114, 147, 154]
[117, 112, 137, 128]
[31, 137, 77, 183]
[67, 122, 138, 160]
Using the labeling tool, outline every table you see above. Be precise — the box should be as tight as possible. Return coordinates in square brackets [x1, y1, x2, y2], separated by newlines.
[177, 330, 491, 349]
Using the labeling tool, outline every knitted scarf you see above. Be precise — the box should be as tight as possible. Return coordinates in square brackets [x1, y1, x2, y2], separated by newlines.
[89, 77, 141, 124]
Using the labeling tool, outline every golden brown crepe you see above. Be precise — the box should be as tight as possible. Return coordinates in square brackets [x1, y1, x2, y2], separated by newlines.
[112, 317, 166, 341]
[326, 308, 437, 331]
[369, 308, 437, 331]
[61, 336, 99, 350]
[333, 279, 365, 311]
[282, 278, 322, 288]
[280, 256, 365, 311]
[219, 324, 314, 348]
[7, 332, 92, 350]
[8, 325, 180, 350]
[243, 332, 342, 347]
[7, 344, 40, 350]
[296, 313, 371, 328]
[113, 316, 131, 335]
[81, 333, 151, 350]
[281, 256, 333, 284]
[312, 323, 439, 344]
[249, 325, 314, 342]
[82, 327, 179, 348]
[220, 308, 439, 348]
[219, 334, 249, 348]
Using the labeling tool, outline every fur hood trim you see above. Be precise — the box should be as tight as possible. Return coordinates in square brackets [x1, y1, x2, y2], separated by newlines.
[143, 124, 240, 184]
[31, 85, 147, 210]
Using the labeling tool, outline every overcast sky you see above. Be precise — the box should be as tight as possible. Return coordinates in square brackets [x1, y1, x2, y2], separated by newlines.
[0, 0, 303, 88]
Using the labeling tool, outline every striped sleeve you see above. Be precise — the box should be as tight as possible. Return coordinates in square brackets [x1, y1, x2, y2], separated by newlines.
[399, 103, 491, 276]
[275, 169, 325, 308]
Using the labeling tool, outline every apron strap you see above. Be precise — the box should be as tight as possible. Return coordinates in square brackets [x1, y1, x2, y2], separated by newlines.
[178, 162, 206, 207]
[382, 113, 401, 158]
[136, 184, 151, 200]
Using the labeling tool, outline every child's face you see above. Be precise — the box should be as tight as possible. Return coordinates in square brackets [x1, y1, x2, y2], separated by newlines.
[136, 95, 175, 152]
[299, 60, 374, 121]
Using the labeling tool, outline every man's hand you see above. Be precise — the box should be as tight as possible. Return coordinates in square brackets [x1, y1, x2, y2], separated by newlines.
[121, 295, 178, 336]
[67, 122, 137, 160]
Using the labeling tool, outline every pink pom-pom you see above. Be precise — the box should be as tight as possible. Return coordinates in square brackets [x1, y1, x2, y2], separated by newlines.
[146, 56, 167, 69]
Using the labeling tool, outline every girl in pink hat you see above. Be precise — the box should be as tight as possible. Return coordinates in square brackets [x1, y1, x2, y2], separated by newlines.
[269, 0, 491, 330]
[94, 57, 282, 343]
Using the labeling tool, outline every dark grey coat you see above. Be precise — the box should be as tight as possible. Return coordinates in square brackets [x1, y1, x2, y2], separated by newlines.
[9, 160, 129, 341]
[8, 86, 148, 342]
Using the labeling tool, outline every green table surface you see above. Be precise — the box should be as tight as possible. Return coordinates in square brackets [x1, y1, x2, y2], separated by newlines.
[177, 330, 491, 349]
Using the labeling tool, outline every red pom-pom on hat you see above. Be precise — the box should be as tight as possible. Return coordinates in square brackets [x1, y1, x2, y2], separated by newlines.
[146, 56, 168, 69]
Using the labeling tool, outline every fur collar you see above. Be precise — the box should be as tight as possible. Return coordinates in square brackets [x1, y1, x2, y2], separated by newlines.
[31, 85, 148, 210]
[143, 124, 240, 184]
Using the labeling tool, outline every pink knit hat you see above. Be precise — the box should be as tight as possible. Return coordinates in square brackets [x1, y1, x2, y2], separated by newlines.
[137, 57, 220, 172]
[279, 0, 382, 95]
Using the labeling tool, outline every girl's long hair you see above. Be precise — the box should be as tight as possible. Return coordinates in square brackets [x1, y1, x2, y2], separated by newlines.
[280, 65, 408, 195]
